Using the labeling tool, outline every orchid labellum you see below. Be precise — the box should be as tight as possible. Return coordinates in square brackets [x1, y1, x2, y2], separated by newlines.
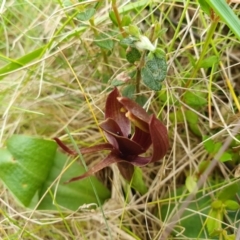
[54, 88, 169, 182]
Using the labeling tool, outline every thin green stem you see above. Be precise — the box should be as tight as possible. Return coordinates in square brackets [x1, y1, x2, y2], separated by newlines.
[67, 129, 113, 240]
[168, 0, 190, 53]
[112, 0, 127, 37]
[185, 20, 219, 89]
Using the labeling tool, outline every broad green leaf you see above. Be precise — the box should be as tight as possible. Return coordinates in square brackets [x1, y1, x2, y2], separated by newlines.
[95, 32, 114, 51]
[38, 151, 111, 211]
[130, 167, 148, 195]
[76, 8, 96, 21]
[141, 52, 167, 91]
[0, 47, 45, 78]
[0, 135, 57, 206]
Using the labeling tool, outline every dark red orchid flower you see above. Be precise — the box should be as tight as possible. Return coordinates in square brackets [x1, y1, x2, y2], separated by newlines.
[54, 88, 169, 182]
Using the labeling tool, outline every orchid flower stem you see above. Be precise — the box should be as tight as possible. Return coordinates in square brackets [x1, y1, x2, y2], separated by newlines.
[65, 128, 113, 240]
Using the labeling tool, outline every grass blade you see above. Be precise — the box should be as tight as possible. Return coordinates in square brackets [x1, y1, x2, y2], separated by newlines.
[206, 0, 240, 40]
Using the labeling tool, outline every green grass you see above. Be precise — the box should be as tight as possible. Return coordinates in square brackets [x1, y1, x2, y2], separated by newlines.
[0, 0, 240, 239]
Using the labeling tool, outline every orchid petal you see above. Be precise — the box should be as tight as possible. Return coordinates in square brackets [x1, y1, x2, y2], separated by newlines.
[149, 115, 169, 162]
[132, 127, 152, 150]
[105, 88, 131, 137]
[54, 137, 76, 155]
[117, 97, 150, 132]
[54, 138, 113, 155]
[101, 118, 146, 155]
[99, 118, 122, 148]
[128, 155, 151, 166]
[66, 152, 123, 183]
[80, 143, 114, 154]
[117, 162, 134, 181]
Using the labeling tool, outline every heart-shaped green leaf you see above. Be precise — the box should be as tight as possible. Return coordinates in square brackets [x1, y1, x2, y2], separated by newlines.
[141, 51, 167, 91]
[0, 135, 57, 206]
[38, 151, 111, 210]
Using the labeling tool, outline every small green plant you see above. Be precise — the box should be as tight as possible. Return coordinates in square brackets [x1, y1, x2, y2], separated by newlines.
[1, 0, 240, 239]
[0, 135, 110, 209]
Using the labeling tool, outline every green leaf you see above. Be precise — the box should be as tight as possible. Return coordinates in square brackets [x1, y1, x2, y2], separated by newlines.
[141, 52, 167, 91]
[219, 151, 232, 162]
[217, 182, 240, 201]
[225, 235, 236, 240]
[121, 15, 132, 26]
[211, 200, 222, 210]
[198, 160, 210, 174]
[122, 84, 136, 99]
[95, 32, 114, 51]
[0, 47, 45, 79]
[160, 188, 212, 238]
[203, 137, 233, 162]
[198, 0, 211, 16]
[189, 123, 202, 137]
[130, 167, 148, 195]
[76, 8, 96, 21]
[128, 25, 141, 38]
[185, 175, 197, 193]
[206, 209, 223, 236]
[183, 90, 207, 108]
[199, 55, 219, 69]
[109, 10, 118, 27]
[111, 79, 125, 87]
[224, 200, 239, 211]
[206, 0, 240, 41]
[0, 135, 57, 206]
[120, 37, 137, 48]
[136, 95, 147, 107]
[185, 110, 199, 124]
[126, 47, 141, 63]
[38, 151, 111, 211]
